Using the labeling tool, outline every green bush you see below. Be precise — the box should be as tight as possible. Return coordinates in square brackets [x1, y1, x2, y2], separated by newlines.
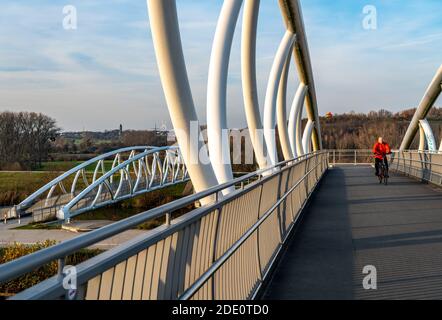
[0, 240, 101, 296]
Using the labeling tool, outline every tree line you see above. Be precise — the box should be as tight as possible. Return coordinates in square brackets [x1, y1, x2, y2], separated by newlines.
[0, 112, 59, 170]
[53, 130, 167, 157]
[320, 108, 442, 150]
[1, 107, 441, 170]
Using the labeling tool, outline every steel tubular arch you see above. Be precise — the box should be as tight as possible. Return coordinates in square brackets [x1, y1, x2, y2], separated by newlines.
[400, 64, 442, 150]
[277, 42, 295, 161]
[241, 0, 269, 170]
[418, 119, 437, 152]
[147, 0, 219, 201]
[419, 123, 427, 151]
[263, 31, 296, 167]
[288, 83, 308, 157]
[207, 0, 243, 194]
[278, 0, 322, 151]
[148, 0, 323, 193]
[302, 120, 314, 154]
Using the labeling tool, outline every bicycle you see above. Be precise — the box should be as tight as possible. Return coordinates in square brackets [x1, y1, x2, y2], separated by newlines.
[377, 156, 389, 185]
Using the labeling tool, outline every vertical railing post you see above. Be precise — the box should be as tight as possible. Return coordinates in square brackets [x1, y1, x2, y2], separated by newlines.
[57, 257, 66, 280]
[58, 257, 72, 300]
[255, 184, 264, 284]
[211, 207, 222, 300]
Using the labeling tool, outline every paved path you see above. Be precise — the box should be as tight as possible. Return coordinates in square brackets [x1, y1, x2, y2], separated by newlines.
[0, 217, 33, 231]
[0, 224, 147, 250]
[263, 165, 442, 300]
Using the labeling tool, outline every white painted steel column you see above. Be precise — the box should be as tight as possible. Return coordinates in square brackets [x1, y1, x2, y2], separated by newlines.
[288, 83, 307, 157]
[302, 120, 314, 154]
[241, 0, 269, 170]
[440, 86, 442, 153]
[147, 0, 218, 201]
[400, 65, 442, 150]
[419, 124, 426, 152]
[276, 44, 295, 161]
[279, 0, 322, 151]
[295, 102, 305, 156]
[263, 31, 296, 166]
[207, 0, 242, 193]
[419, 119, 437, 152]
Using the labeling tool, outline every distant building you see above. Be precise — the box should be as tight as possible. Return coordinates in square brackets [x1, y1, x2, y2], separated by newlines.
[167, 130, 177, 143]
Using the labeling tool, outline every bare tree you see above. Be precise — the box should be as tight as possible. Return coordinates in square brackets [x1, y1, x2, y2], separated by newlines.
[0, 111, 60, 170]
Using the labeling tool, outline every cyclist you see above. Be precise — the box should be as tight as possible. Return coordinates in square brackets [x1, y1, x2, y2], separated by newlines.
[373, 137, 391, 177]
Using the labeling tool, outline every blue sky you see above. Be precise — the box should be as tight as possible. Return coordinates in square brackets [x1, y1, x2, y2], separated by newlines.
[0, 0, 441, 131]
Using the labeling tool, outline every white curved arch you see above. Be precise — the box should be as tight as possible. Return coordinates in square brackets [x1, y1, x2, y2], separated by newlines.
[263, 31, 296, 166]
[302, 120, 314, 154]
[400, 64, 442, 150]
[147, 0, 218, 201]
[418, 124, 426, 152]
[419, 119, 437, 152]
[277, 43, 295, 161]
[440, 139, 442, 153]
[241, 0, 269, 169]
[288, 83, 308, 158]
[279, 0, 322, 151]
[295, 95, 307, 156]
[207, 0, 243, 193]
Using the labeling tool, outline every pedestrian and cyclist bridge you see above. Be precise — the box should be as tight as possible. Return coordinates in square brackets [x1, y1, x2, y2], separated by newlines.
[1, 0, 442, 300]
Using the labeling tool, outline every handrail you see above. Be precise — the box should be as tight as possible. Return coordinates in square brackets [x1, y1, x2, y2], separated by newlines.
[327, 149, 372, 152]
[390, 150, 442, 186]
[327, 149, 374, 165]
[179, 159, 323, 300]
[392, 156, 442, 168]
[397, 150, 442, 155]
[0, 151, 324, 286]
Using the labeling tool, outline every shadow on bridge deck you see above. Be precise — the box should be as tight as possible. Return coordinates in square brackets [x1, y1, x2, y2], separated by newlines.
[262, 165, 442, 300]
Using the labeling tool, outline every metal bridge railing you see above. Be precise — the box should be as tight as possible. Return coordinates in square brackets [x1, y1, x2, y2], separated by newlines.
[10, 146, 188, 223]
[391, 150, 442, 186]
[0, 151, 328, 300]
[328, 149, 374, 165]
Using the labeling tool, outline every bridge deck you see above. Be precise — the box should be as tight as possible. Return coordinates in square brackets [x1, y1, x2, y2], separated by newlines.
[263, 165, 442, 300]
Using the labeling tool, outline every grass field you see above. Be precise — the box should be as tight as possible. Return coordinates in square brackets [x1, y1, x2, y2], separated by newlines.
[0, 241, 102, 296]
[38, 160, 115, 172]
[0, 161, 121, 205]
[14, 222, 62, 230]
[0, 171, 61, 206]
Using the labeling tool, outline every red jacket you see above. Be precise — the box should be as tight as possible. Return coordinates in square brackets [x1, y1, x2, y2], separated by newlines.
[373, 142, 391, 160]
